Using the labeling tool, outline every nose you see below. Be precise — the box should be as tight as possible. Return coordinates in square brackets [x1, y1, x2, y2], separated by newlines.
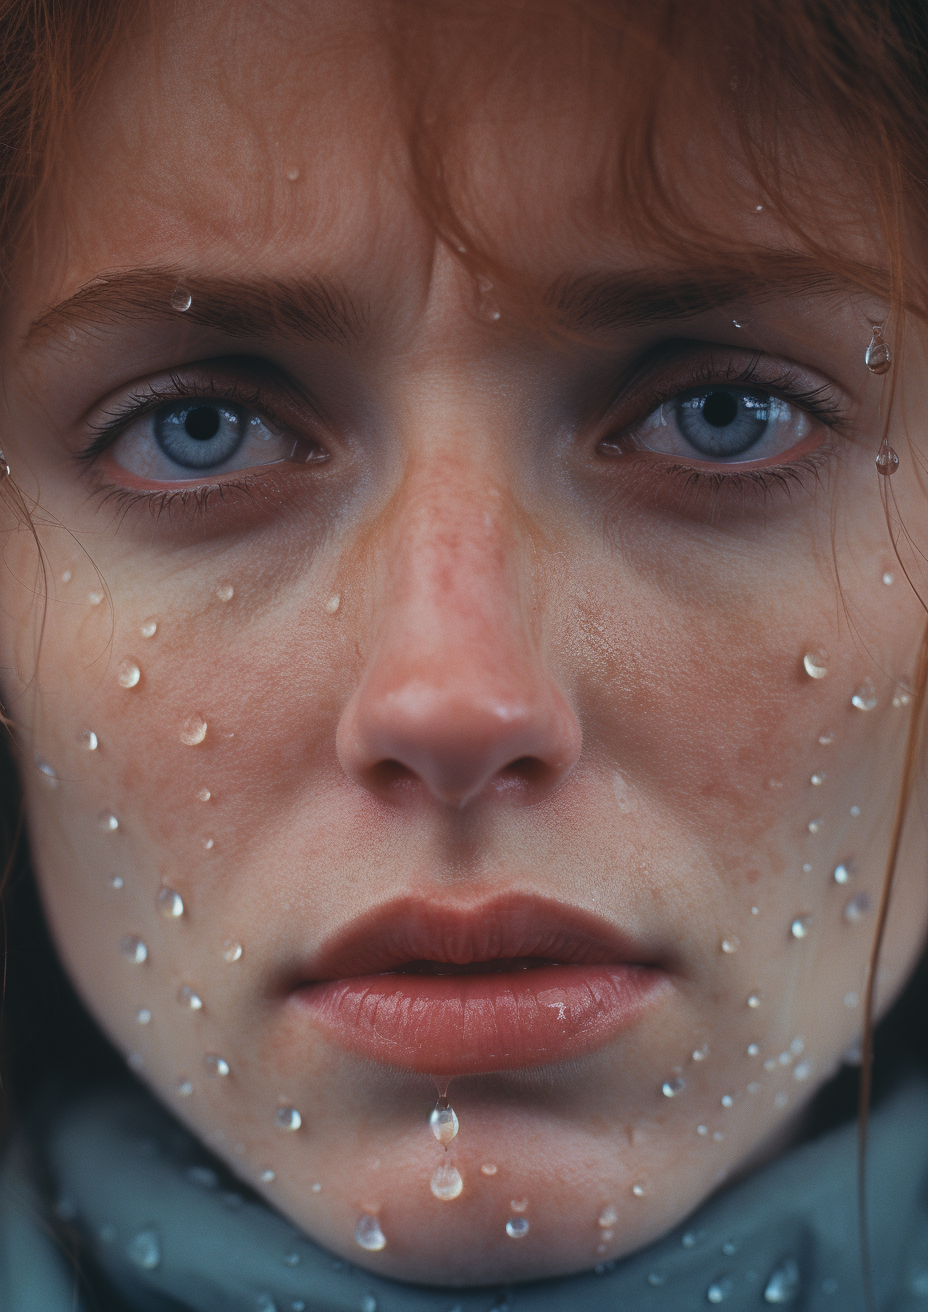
[335, 469, 582, 807]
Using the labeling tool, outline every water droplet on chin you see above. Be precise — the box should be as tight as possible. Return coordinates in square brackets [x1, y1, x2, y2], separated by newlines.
[275, 1106, 301, 1132]
[662, 1077, 685, 1098]
[170, 286, 192, 312]
[179, 715, 207, 746]
[790, 916, 811, 939]
[430, 1162, 463, 1200]
[764, 1257, 800, 1303]
[505, 1217, 530, 1239]
[355, 1213, 387, 1251]
[631, 1182, 647, 1197]
[120, 936, 147, 963]
[222, 938, 243, 963]
[127, 1229, 161, 1270]
[216, 584, 234, 602]
[865, 326, 892, 374]
[205, 1053, 230, 1076]
[844, 893, 871, 923]
[117, 659, 141, 689]
[851, 677, 878, 710]
[178, 985, 203, 1010]
[802, 650, 828, 679]
[202, 835, 215, 851]
[430, 1103, 459, 1146]
[157, 886, 184, 918]
[697, 1124, 709, 1135]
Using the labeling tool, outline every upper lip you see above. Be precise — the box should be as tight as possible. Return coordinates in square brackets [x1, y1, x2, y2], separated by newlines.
[289, 891, 666, 985]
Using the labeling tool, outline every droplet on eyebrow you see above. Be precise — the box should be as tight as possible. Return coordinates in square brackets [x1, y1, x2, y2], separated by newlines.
[117, 659, 141, 689]
[98, 810, 119, 831]
[802, 650, 828, 679]
[120, 936, 147, 963]
[180, 715, 208, 746]
[851, 677, 878, 711]
[157, 886, 184, 919]
[215, 584, 234, 602]
[140, 618, 158, 638]
[275, 1106, 302, 1132]
[170, 286, 192, 313]
[79, 729, 99, 751]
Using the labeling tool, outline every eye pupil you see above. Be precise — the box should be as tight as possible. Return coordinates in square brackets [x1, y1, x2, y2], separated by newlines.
[184, 406, 222, 441]
[701, 390, 739, 428]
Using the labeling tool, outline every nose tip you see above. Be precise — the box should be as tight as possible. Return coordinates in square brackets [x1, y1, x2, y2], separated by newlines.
[336, 660, 582, 806]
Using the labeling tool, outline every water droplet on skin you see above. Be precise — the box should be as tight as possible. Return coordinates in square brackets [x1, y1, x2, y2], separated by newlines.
[117, 659, 141, 689]
[139, 618, 158, 638]
[883, 571, 894, 586]
[833, 863, 850, 885]
[697, 1124, 709, 1135]
[136, 1008, 151, 1024]
[205, 1053, 230, 1076]
[790, 1037, 804, 1055]
[260, 1168, 276, 1182]
[157, 886, 184, 918]
[120, 936, 147, 963]
[283, 1252, 301, 1266]
[682, 1232, 697, 1248]
[818, 731, 834, 745]
[707, 1276, 733, 1302]
[764, 1057, 778, 1071]
[751, 905, 760, 915]
[662, 1077, 685, 1098]
[747, 993, 761, 1008]
[692, 1045, 709, 1061]
[170, 286, 192, 313]
[865, 325, 892, 374]
[774, 1092, 789, 1108]
[197, 788, 212, 802]
[851, 677, 878, 710]
[177, 984, 203, 1010]
[649, 1272, 667, 1286]
[110, 875, 124, 889]
[355, 1213, 386, 1251]
[793, 1062, 811, 1081]
[430, 1162, 463, 1200]
[202, 835, 215, 851]
[790, 916, 811, 939]
[807, 818, 823, 834]
[325, 593, 340, 614]
[98, 810, 119, 831]
[802, 863, 812, 874]
[850, 804, 861, 817]
[430, 1103, 459, 1146]
[275, 1106, 301, 1132]
[180, 715, 207, 746]
[747, 1082, 761, 1094]
[721, 1095, 734, 1108]
[720, 937, 739, 954]
[505, 1217, 530, 1239]
[810, 773, 825, 786]
[764, 1257, 800, 1303]
[802, 650, 828, 679]
[286, 167, 300, 181]
[631, 1182, 647, 1197]
[222, 938, 243, 963]
[216, 584, 234, 602]
[88, 591, 104, 606]
[844, 893, 871, 923]
[845, 991, 859, 1008]
[480, 1163, 497, 1175]
[747, 1043, 760, 1056]
[176, 1078, 193, 1096]
[312, 1182, 321, 1192]
[598, 1205, 617, 1227]
[35, 758, 58, 786]
[79, 729, 99, 751]
[128, 1229, 161, 1270]
[713, 1130, 724, 1141]
[61, 569, 72, 583]
[510, 1198, 528, 1212]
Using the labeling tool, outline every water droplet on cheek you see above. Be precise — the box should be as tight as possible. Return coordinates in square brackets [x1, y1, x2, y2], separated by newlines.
[275, 1106, 301, 1132]
[179, 715, 208, 746]
[79, 729, 99, 751]
[216, 584, 234, 602]
[851, 678, 877, 711]
[355, 1214, 386, 1251]
[120, 936, 147, 963]
[157, 887, 184, 918]
[661, 1077, 685, 1098]
[177, 985, 203, 1010]
[117, 659, 141, 689]
[222, 939, 243, 963]
[802, 650, 828, 679]
[140, 618, 158, 638]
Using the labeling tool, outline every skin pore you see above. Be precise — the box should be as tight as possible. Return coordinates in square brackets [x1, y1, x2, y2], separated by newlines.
[1, 0, 928, 1288]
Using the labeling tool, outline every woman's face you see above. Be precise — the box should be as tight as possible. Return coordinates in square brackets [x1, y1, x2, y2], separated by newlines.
[1, 0, 926, 1287]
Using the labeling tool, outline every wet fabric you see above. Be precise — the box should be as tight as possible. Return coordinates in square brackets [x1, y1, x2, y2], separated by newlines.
[3, 1078, 928, 1311]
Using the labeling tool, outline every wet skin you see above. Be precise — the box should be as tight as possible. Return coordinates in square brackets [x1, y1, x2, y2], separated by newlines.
[0, 0, 927, 1287]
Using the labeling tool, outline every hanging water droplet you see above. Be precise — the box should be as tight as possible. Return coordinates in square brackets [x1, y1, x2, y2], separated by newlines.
[157, 886, 184, 918]
[79, 729, 99, 751]
[480, 1163, 497, 1175]
[747, 993, 761, 1008]
[720, 937, 739, 954]
[355, 1214, 386, 1251]
[790, 916, 811, 939]
[176, 1078, 193, 1096]
[140, 618, 158, 638]
[692, 1045, 709, 1061]
[865, 325, 892, 374]
[177, 984, 202, 1010]
[127, 1229, 161, 1270]
[810, 773, 825, 786]
[883, 571, 894, 586]
[222, 938, 243, 963]
[430, 1103, 459, 1146]
[275, 1106, 301, 1131]
[764, 1257, 800, 1303]
[876, 438, 899, 475]
[117, 658, 141, 689]
[98, 810, 119, 831]
[35, 758, 58, 787]
[430, 1162, 463, 1200]
[807, 818, 823, 834]
[707, 1276, 733, 1303]
[325, 593, 340, 614]
[662, 1077, 685, 1098]
[851, 677, 878, 710]
[136, 1008, 151, 1025]
[110, 875, 124, 889]
[170, 286, 192, 312]
[505, 1217, 530, 1239]
[833, 863, 850, 885]
[802, 650, 828, 679]
[205, 1053, 230, 1077]
[844, 893, 871, 923]
[180, 715, 207, 746]
[216, 584, 234, 602]
[120, 936, 147, 963]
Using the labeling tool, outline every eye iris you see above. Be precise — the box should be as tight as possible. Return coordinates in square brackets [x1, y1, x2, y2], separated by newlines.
[675, 387, 771, 459]
[154, 402, 244, 470]
[184, 406, 222, 441]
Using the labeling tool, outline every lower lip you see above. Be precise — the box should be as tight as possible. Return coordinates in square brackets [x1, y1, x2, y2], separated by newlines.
[290, 964, 667, 1075]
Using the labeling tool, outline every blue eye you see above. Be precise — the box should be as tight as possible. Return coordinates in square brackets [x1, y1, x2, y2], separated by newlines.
[627, 385, 814, 464]
[154, 403, 247, 470]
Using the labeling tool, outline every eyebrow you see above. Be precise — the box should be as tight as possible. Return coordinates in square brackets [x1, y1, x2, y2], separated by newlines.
[548, 252, 887, 333]
[24, 267, 366, 349]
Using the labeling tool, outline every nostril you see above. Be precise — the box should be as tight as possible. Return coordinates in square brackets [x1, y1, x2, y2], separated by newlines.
[370, 759, 419, 792]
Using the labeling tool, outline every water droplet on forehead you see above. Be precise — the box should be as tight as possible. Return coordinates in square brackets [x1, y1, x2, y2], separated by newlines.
[355, 1214, 386, 1251]
[222, 938, 243, 963]
[117, 658, 141, 689]
[35, 758, 58, 786]
[120, 936, 147, 963]
[157, 886, 184, 918]
[205, 1053, 230, 1076]
[844, 893, 871, 923]
[764, 1257, 800, 1303]
[275, 1106, 301, 1132]
[78, 729, 99, 751]
[790, 916, 811, 939]
[505, 1217, 530, 1239]
[325, 593, 340, 614]
[170, 286, 192, 313]
[177, 984, 203, 1010]
[127, 1229, 161, 1270]
[179, 715, 208, 746]
[802, 650, 828, 679]
[429, 1103, 459, 1146]
[140, 618, 158, 638]
[661, 1077, 685, 1098]
[851, 677, 877, 711]
[216, 584, 234, 602]
[430, 1162, 463, 1200]
[865, 325, 892, 374]
[136, 1008, 151, 1025]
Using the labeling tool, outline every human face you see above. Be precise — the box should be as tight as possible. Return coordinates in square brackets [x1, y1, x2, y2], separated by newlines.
[1, 0, 926, 1287]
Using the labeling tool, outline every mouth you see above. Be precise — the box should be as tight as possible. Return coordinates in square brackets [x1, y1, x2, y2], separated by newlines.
[285, 893, 671, 1075]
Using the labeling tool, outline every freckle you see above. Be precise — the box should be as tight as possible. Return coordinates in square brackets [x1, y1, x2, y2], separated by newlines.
[216, 584, 234, 602]
[88, 591, 104, 606]
[325, 593, 340, 614]
[117, 658, 141, 689]
[140, 618, 158, 638]
[179, 715, 207, 746]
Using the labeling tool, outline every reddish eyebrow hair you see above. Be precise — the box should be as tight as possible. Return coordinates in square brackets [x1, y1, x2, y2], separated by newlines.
[24, 267, 367, 348]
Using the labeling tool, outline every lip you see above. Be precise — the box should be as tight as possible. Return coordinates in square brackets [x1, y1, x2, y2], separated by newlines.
[285, 893, 672, 1075]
